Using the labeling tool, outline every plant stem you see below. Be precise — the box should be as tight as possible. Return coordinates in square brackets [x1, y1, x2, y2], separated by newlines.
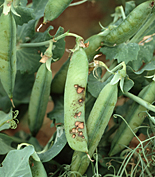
[19, 32, 83, 48]
[124, 91, 155, 112]
[129, 13, 155, 43]
[20, 40, 50, 47]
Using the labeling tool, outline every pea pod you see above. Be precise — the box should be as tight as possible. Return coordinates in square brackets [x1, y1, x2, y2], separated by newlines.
[103, 1, 154, 46]
[70, 82, 118, 176]
[44, 0, 73, 23]
[64, 47, 89, 153]
[51, 34, 103, 94]
[28, 63, 52, 136]
[109, 80, 155, 156]
[51, 57, 70, 94]
[0, 12, 16, 100]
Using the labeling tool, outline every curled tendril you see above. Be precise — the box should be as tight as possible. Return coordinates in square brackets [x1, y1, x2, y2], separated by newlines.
[7, 110, 19, 129]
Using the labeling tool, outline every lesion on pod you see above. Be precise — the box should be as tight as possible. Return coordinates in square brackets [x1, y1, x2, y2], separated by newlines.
[70, 121, 85, 139]
[74, 84, 85, 94]
[74, 111, 82, 118]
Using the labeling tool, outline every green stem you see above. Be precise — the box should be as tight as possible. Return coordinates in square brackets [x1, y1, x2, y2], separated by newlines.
[129, 13, 155, 43]
[19, 32, 83, 48]
[20, 40, 50, 47]
[124, 91, 155, 112]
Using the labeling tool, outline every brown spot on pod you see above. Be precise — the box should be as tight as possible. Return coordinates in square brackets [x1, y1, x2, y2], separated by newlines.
[75, 121, 84, 129]
[72, 134, 76, 138]
[71, 128, 78, 133]
[74, 84, 85, 94]
[78, 98, 84, 103]
[78, 122, 84, 129]
[78, 131, 83, 136]
[74, 111, 82, 118]
[75, 121, 81, 127]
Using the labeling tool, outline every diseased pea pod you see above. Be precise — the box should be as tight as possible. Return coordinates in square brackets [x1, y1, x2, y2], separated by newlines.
[109, 80, 155, 156]
[103, 1, 154, 46]
[70, 82, 118, 176]
[64, 47, 89, 153]
[28, 63, 52, 136]
[43, 0, 73, 23]
[50, 34, 104, 94]
[0, 12, 16, 101]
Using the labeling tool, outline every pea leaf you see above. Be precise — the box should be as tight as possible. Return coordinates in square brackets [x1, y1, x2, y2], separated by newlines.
[13, 6, 35, 25]
[88, 71, 113, 98]
[47, 95, 64, 124]
[0, 133, 23, 154]
[16, 24, 52, 74]
[135, 60, 155, 74]
[0, 109, 12, 131]
[0, 145, 34, 177]
[100, 43, 140, 64]
[13, 71, 35, 103]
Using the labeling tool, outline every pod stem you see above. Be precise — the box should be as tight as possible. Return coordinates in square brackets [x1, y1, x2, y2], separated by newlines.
[124, 91, 155, 112]
[129, 12, 155, 43]
[10, 98, 15, 108]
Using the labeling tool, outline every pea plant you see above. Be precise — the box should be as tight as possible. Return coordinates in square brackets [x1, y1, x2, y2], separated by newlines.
[0, 0, 155, 176]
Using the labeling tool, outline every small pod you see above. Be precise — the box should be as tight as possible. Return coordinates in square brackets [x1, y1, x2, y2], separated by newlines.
[44, 0, 73, 23]
[64, 47, 89, 153]
[28, 63, 52, 136]
[109, 80, 155, 156]
[0, 12, 16, 100]
[70, 82, 118, 176]
[103, 1, 154, 46]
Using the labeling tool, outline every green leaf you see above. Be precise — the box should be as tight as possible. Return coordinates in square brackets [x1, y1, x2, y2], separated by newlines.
[123, 77, 134, 92]
[53, 26, 66, 60]
[47, 95, 64, 124]
[32, 0, 48, 19]
[126, 66, 149, 93]
[38, 127, 67, 162]
[100, 43, 140, 64]
[0, 109, 12, 131]
[16, 24, 53, 74]
[13, 71, 35, 103]
[88, 71, 113, 98]
[0, 145, 34, 177]
[17, 19, 36, 43]
[137, 42, 154, 63]
[0, 133, 23, 154]
[13, 6, 34, 25]
[135, 60, 155, 74]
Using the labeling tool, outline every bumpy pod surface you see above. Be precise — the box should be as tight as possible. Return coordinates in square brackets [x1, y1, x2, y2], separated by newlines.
[64, 48, 89, 153]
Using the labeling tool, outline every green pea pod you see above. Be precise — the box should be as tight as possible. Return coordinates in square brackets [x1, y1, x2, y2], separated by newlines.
[84, 34, 103, 61]
[109, 80, 155, 156]
[103, 1, 154, 46]
[28, 63, 52, 136]
[51, 57, 70, 94]
[64, 47, 89, 153]
[30, 156, 47, 177]
[44, 0, 73, 23]
[0, 12, 16, 100]
[70, 82, 118, 176]
[50, 34, 103, 94]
